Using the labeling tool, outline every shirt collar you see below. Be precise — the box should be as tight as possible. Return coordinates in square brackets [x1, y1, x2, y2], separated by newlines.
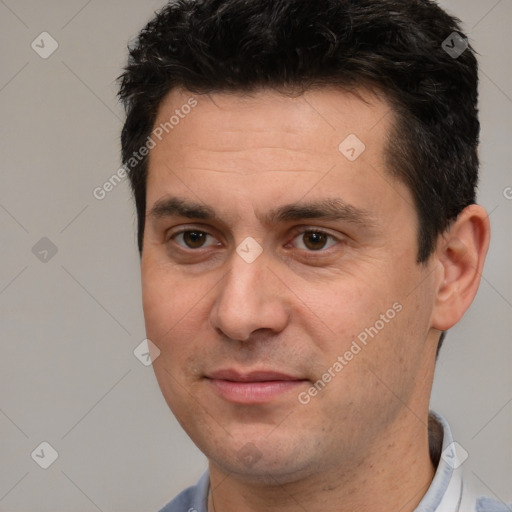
[414, 411, 463, 512]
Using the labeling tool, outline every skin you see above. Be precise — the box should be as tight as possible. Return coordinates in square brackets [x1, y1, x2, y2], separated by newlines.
[141, 87, 490, 512]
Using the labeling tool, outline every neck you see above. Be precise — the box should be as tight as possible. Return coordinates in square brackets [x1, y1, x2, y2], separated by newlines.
[208, 412, 436, 512]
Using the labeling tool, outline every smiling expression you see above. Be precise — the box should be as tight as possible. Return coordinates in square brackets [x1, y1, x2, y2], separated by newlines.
[140, 86, 440, 483]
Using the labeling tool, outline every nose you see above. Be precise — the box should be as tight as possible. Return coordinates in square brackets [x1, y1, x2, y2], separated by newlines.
[209, 249, 290, 342]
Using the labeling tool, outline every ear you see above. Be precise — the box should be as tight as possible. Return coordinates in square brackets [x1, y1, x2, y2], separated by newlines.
[431, 204, 491, 331]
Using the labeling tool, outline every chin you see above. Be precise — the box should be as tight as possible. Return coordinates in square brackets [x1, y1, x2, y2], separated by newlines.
[205, 434, 322, 485]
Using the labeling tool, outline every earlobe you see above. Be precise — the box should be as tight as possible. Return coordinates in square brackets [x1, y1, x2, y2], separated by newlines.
[431, 205, 491, 331]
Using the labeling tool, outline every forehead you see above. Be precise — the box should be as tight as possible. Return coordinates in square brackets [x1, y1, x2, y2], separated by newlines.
[147, 86, 394, 175]
[151, 86, 393, 159]
[145, 86, 410, 228]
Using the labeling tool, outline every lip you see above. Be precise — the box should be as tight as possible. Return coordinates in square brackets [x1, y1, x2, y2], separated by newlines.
[208, 369, 300, 382]
[206, 369, 307, 404]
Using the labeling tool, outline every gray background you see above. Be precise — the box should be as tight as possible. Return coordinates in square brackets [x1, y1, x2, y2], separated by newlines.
[0, 1, 510, 510]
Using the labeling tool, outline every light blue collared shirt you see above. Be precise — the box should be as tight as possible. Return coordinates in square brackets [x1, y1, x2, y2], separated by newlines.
[158, 412, 509, 512]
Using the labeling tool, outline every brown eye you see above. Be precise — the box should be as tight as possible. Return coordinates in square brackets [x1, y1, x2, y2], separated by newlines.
[303, 231, 328, 250]
[171, 230, 219, 249]
[291, 229, 338, 252]
[183, 231, 207, 248]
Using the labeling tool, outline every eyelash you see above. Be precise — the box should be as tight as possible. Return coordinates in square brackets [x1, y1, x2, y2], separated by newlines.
[167, 227, 341, 253]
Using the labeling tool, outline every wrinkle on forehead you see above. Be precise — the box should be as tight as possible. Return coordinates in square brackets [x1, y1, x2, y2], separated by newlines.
[170, 166, 325, 176]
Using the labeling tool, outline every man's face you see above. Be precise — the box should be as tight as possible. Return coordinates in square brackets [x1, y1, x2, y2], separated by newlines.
[141, 87, 440, 482]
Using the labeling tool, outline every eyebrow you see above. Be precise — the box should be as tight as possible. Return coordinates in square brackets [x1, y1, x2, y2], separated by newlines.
[148, 196, 377, 228]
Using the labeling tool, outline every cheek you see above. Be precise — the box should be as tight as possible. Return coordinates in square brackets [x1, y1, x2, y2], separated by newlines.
[294, 273, 391, 350]
[142, 269, 209, 412]
[294, 269, 421, 398]
[141, 264, 201, 352]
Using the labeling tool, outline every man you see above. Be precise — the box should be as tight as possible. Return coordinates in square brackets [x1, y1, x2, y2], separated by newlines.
[117, 1, 504, 511]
